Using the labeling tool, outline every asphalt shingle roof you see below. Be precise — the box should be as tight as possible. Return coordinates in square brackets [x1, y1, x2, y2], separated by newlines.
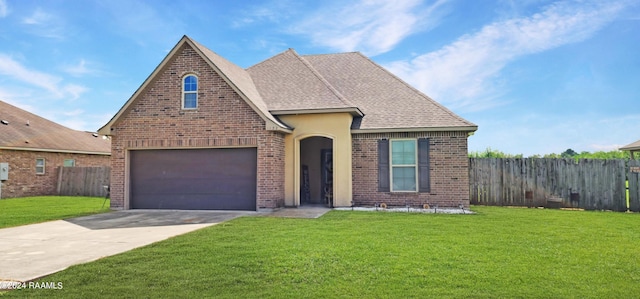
[0, 101, 110, 154]
[247, 49, 358, 112]
[621, 139, 640, 151]
[301, 52, 476, 130]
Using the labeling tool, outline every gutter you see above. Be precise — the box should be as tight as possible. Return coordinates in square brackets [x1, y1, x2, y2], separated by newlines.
[351, 126, 478, 134]
[0, 146, 111, 156]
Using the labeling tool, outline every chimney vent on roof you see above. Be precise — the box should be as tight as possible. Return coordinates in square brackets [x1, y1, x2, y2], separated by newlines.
[26, 120, 30, 126]
[1, 120, 8, 125]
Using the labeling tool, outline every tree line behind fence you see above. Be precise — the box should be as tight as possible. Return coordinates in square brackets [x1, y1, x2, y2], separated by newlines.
[469, 158, 640, 212]
[57, 166, 110, 198]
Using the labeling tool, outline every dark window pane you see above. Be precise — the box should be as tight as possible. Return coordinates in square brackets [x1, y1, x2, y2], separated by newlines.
[184, 76, 197, 91]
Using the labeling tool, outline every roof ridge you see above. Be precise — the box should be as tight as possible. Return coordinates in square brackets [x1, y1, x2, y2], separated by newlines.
[352, 52, 476, 127]
[290, 49, 360, 110]
[246, 49, 292, 70]
[302, 51, 360, 57]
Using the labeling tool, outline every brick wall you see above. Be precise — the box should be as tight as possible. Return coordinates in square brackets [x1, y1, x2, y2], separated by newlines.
[109, 43, 285, 209]
[351, 131, 470, 208]
[0, 149, 110, 198]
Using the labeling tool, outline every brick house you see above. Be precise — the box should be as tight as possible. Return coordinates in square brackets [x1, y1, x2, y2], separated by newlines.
[0, 101, 111, 198]
[99, 36, 477, 211]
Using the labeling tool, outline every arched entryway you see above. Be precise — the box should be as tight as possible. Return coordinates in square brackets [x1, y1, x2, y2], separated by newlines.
[299, 136, 333, 206]
[280, 112, 353, 207]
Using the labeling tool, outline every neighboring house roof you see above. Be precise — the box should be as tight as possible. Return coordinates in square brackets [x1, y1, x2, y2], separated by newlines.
[100, 35, 477, 135]
[0, 100, 111, 155]
[620, 139, 640, 151]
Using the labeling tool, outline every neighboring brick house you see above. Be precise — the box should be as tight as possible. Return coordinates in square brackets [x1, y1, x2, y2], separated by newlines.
[99, 36, 477, 211]
[0, 101, 111, 198]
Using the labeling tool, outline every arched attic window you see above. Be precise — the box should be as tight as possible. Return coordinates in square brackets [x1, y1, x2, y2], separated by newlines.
[182, 75, 198, 109]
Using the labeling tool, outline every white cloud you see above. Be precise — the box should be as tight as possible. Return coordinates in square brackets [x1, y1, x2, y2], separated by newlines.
[0, 54, 88, 100]
[22, 8, 51, 25]
[290, 0, 449, 56]
[63, 84, 89, 101]
[0, 54, 63, 96]
[62, 59, 97, 77]
[0, 0, 8, 18]
[232, 6, 282, 27]
[21, 7, 65, 39]
[385, 0, 628, 111]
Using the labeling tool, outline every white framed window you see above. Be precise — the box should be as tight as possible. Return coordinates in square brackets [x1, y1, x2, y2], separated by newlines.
[390, 139, 417, 192]
[64, 159, 75, 167]
[36, 158, 45, 174]
[182, 74, 198, 109]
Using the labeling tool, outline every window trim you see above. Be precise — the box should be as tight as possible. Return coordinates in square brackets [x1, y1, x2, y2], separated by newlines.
[389, 139, 418, 192]
[36, 158, 45, 175]
[182, 74, 198, 110]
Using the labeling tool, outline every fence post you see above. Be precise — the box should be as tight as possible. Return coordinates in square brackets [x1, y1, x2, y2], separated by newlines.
[56, 166, 64, 195]
[629, 160, 640, 212]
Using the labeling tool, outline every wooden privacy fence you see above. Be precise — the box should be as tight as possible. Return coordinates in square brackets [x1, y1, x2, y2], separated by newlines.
[57, 166, 110, 197]
[470, 158, 640, 212]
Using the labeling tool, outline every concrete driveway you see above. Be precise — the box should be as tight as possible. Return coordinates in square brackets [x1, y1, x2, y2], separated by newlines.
[0, 210, 258, 282]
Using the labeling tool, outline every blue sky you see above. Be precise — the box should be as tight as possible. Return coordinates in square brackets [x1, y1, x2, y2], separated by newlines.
[0, 0, 638, 156]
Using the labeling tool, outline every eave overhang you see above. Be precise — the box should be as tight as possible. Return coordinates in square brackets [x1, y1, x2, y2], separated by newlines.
[351, 126, 478, 134]
[270, 107, 364, 117]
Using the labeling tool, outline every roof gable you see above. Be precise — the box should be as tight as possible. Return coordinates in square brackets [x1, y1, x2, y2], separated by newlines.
[99, 36, 290, 135]
[0, 101, 110, 154]
[247, 49, 362, 115]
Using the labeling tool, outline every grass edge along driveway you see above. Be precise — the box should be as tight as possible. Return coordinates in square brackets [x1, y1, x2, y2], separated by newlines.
[0, 196, 110, 229]
[5, 206, 640, 298]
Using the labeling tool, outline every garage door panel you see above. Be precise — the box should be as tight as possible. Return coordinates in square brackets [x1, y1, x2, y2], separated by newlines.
[132, 178, 253, 196]
[135, 194, 253, 210]
[144, 167, 251, 179]
[130, 148, 257, 210]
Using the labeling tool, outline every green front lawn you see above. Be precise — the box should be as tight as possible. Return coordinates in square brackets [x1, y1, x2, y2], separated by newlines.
[0, 196, 110, 228]
[6, 206, 640, 298]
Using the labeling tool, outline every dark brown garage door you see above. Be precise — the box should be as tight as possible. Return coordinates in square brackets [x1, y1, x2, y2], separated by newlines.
[130, 148, 257, 210]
